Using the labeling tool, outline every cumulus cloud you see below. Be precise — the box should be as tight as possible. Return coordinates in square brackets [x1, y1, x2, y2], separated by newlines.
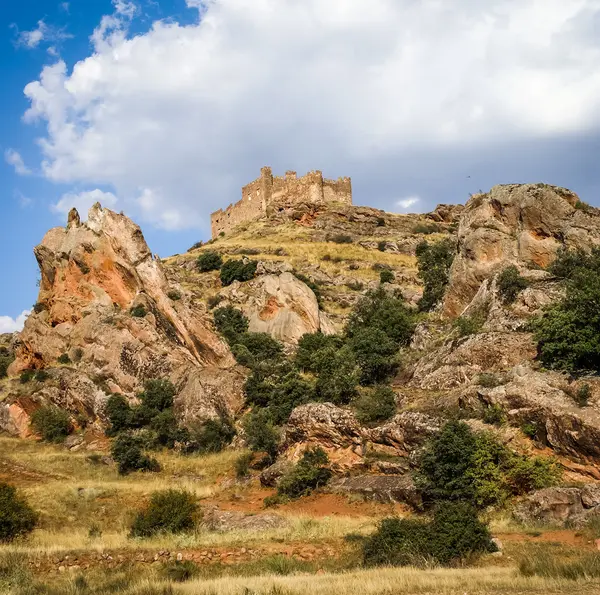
[4, 149, 32, 176]
[51, 189, 118, 218]
[396, 196, 421, 211]
[21, 0, 600, 231]
[0, 310, 30, 334]
[15, 20, 71, 49]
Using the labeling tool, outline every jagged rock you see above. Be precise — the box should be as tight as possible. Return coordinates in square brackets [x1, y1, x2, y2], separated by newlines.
[480, 367, 600, 462]
[427, 204, 464, 224]
[1, 204, 245, 435]
[218, 272, 335, 345]
[327, 475, 422, 508]
[514, 486, 600, 527]
[444, 184, 600, 317]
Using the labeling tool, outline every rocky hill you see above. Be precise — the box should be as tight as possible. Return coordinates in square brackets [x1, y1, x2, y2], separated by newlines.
[2, 182, 600, 507]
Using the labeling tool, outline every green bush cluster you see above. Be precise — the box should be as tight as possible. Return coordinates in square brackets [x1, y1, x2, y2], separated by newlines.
[130, 489, 198, 538]
[30, 406, 71, 443]
[130, 305, 147, 318]
[362, 502, 496, 567]
[353, 385, 396, 424]
[379, 269, 394, 284]
[0, 483, 37, 543]
[534, 247, 600, 372]
[412, 223, 441, 235]
[220, 259, 257, 286]
[111, 434, 161, 475]
[497, 265, 528, 304]
[0, 347, 14, 379]
[416, 420, 559, 509]
[415, 239, 455, 312]
[453, 313, 485, 337]
[276, 447, 332, 500]
[196, 250, 223, 272]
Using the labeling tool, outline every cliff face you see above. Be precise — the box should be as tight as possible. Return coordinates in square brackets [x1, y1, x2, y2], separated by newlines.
[2, 204, 246, 435]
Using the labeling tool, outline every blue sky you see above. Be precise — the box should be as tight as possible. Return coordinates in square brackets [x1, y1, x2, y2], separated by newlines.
[2, 0, 600, 331]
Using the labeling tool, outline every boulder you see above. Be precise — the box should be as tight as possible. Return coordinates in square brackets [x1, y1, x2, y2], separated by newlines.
[202, 506, 288, 532]
[327, 475, 422, 508]
[444, 184, 600, 317]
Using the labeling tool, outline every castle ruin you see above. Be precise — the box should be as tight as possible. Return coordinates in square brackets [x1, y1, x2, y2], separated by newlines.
[210, 167, 352, 238]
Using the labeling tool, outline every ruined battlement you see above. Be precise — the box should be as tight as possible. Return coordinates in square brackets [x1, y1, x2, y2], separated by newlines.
[211, 167, 352, 238]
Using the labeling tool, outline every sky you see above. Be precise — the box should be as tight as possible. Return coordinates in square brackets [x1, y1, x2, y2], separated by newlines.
[3, 0, 600, 332]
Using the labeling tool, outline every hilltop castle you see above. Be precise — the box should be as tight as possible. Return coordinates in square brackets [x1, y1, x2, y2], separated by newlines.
[210, 167, 352, 238]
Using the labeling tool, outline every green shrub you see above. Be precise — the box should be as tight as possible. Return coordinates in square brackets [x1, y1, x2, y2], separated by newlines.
[507, 455, 560, 494]
[353, 385, 396, 424]
[327, 234, 353, 244]
[575, 383, 591, 407]
[379, 270, 394, 284]
[220, 259, 257, 286]
[188, 241, 203, 252]
[534, 248, 600, 372]
[149, 410, 187, 448]
[362, 502, 495, 567]
[242, 410, 280, 461]
[207, 294, 223, 310]
[477, 373, 500, 388]
[521, 422, 538, 440]
[376, 217, 386, 227]
[231, 332, 284, 367]
[88, 523, 102, 538]
[416, 239, 455, 312]
[139, 379, 176, 414]
[167, 290, 182, 301]
[30, 406, 71, 443]
[130, 489, 198, 538]
[348, 327, 399, 385]
[0, 483, 37, 543]
[20, 370, 35, 384]
[346, 281, 364, 291]
[187, 419, 235, 453]
[196, 250, 223, 272]
[314, 345, 360, 404]
[482, 404, 506, 426]
[235, 452, 254, 479]
[497, 265, 528, 304]
[111, 434, 160, 475]
[34, 370, 49, 382]
[454, 313, 485, 337]
[105, 394, 134, 436]
[213, 306, 249, 343]
[130, 305, 147, 318]
[295, 333, 343, 372]
[377, 241, 387, 252]
[0, 348, 14, 379]
[277, 448, 332, 499]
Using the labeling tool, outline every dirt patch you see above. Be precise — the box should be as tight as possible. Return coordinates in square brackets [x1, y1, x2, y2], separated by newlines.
[0, 456, 63, 487]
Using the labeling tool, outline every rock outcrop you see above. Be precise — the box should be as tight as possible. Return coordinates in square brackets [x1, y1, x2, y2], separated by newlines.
[443, 184, 600, 317]
[1, 204, 245, 435]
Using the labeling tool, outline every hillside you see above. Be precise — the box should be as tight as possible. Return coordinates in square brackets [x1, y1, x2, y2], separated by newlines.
[2, 183, 600, 593]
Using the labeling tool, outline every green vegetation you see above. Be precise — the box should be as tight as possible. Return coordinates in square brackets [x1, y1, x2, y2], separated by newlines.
[413, 223, 441, 235]
[519, 549, 600, 580]
[482, 404, 506, 426]
[0, 483, 37, 542]
[326, 233, 353, 244]
[30, 406, 71, 443]
[379, 269, 394, 284]
[19, 369, 35, 383]
[196, 250, 223, 272]
[220, 259, 257, 286]
[186, 418, 236, 454]
[353, 385, 396, 424]
[167, 290, 182, 301]
[130, 304, 147, 318]
[417, 420, 559, 509]
[276, 448, 332, 500]
[534, 247, 600, 372]
[235, 452, 254, 478]
[453, 313, 485, 337]
[377, 241, 387, 252]
[111, 434, 161, 475]
[575, 383, 591, 407]
[497, 265, 528, 304]
[130, 489, 198, 538]
[242, 409, 280, 462]
[362, 502, 495, 567]
[415, 239, 455, 312]
[0, 347, 14, 378]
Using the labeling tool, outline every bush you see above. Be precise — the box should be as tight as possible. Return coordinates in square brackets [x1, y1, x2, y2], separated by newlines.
[416, 239, 455, 312]
[454, 313, 485, 337]
[111, 434, 160, 475]
[30, 406, 71, 443]
[196, 250, 223, 272]
[346, 281, 364, 291]
[497, 266, 528, 304]
[376, 217, 386, 227]
[242, 410, 280, 461]
[348, 327, 399, 385]
[235, 452, 254, 479]
[149, 410, 187, 448]
[327, 234, 353, 244]
[232, 333, 284, 367]
[207, 295, 224, 310]
[0, 348, 14, 378]
[130, 489, 198, 538]
[167, 290, 182, 301]
[379, 269, 394, 284]
[478, 373, 500, 388]
[0, 483, 37, 542]
[187, 419, 235, 453]
[34, 370, 49, 382]
[213, 306, 249, 343]
[130, 305, 147, 318]
[482, 404, 506, 426]
[377, 241, 387, 252]
[353, 385, 396, 424]
[220, 259, 257, 286]
[105, 394, 134, 436]
[362, 503, 495, 567]
[139, 379, 176, 414]
[575, 383, 591, 407]
[314, 345, 360, 405]
[57, 353, 71, 364]
[413, 223, 440, 235]
[162, 560, 198, 582]
[20, 370, 35, 384]
[295, 333, 343, 372]
[277, 448, 332, 499]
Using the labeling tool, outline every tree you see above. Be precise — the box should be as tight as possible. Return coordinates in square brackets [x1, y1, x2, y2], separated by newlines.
[415, 239, 455, 311]
[497, 265, 528, 304]
[30, 406, 71, 443]
[348, 327, 399, 385]
[220, 259, 257, 286]
[196, 250, 223, 272]
[213, 306, 249, 343]
[0, 483, 37, 542]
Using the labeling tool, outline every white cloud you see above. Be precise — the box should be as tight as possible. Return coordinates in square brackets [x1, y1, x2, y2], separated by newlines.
[20, 0, 600, 231]
[5, 149, 32, 176]
[396, 196, 421, 211]
[15, 191, 33, 208]
[51, 189, 118, 218]
[60, 3, 70, 13]
[0, 310, 31, 334]
[15, 20, 71, 49]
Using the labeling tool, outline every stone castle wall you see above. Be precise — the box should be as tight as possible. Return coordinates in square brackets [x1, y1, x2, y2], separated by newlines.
[211, 167, 352, 237]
